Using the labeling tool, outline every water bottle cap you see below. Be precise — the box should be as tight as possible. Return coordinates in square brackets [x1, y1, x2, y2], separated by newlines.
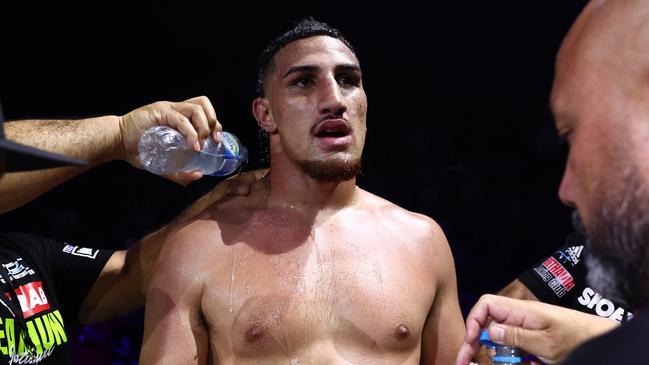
[204, 131, 248, 177]
[481, 329, 523, 364]
[479, 329, 497, 348]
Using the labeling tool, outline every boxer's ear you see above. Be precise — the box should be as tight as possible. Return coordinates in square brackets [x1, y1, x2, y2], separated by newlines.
[253, 97, 277, 134]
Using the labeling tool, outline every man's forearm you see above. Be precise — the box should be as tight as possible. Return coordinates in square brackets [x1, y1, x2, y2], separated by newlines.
[0, 116, 120, 213]
[497, 278, 539, 301]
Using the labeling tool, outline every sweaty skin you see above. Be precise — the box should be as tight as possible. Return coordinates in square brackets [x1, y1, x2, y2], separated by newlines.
[143, 179, 462, 364]
[141, 35, 464, 365]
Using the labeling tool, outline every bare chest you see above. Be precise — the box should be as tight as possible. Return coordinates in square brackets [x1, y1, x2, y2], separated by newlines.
[199, 224, 434, 359]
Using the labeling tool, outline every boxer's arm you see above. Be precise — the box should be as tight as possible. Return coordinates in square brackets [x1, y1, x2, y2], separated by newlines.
[140, 231, 208, 364]
[421, 227, 466, 365]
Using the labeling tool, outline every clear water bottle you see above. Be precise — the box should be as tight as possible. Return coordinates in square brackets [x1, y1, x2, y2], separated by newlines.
[480, 329, 522, 365]
[138, 126, 248, 176]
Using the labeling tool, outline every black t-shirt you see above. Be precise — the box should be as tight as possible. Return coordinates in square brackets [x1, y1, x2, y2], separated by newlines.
[0, 233, 113, 364]
[561, 309, 649, 364]
[518, 231, 633, 322]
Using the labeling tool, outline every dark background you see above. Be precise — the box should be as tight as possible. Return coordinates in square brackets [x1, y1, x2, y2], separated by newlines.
[0, 1, 587, 363]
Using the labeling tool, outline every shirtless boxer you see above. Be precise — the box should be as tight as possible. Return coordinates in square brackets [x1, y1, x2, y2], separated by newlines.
[140, 18, 465, 365]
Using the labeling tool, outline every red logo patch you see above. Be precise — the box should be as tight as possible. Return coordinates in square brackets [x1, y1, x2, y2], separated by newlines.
[542, 257, 575, 290]
[4, 281, 51, 318]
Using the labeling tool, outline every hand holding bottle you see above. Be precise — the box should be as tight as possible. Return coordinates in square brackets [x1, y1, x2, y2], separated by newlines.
[455, 295, 619, 365]
[138, 126, 248, 177]
[117, 96, 222, 183]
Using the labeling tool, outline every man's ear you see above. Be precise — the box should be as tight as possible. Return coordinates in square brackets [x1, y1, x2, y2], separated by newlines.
[252, 97, 277, 134]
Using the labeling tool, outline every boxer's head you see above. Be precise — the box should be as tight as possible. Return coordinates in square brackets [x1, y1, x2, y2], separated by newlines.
[252, 19, 366, 182]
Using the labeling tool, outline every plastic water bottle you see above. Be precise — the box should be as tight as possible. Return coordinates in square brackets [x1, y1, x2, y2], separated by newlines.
[493, 345, 522, 365]
[480, 329, 522, 365]
[138, 126, 248, 176]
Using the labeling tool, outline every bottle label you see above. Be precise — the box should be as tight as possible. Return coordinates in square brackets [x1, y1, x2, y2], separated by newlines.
[221, 132, 239, 159]
[211, 132, 240, 176]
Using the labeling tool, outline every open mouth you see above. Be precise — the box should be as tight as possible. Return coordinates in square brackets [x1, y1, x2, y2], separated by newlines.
[313, 119, 352, 138]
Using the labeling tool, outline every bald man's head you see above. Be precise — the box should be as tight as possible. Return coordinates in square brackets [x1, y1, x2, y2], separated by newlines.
[552, 0, 649, 308]
[556, 0, 649, 97]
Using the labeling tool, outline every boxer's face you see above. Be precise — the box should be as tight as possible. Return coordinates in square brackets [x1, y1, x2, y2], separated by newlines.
[254, 36, 367, 181]
[552, 0, 649, 307]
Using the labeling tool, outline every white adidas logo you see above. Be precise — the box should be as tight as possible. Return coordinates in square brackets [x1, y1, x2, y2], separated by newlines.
[565, 245, 584, 265]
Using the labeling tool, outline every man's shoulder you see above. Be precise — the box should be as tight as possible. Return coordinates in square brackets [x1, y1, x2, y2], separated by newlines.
[157, 208, 230, 266]
[356, 189, 445, 239]
[175, 193, 256, 230]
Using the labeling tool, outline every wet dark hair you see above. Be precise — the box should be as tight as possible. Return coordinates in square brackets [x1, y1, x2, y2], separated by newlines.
[256, 17, 356, 97]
